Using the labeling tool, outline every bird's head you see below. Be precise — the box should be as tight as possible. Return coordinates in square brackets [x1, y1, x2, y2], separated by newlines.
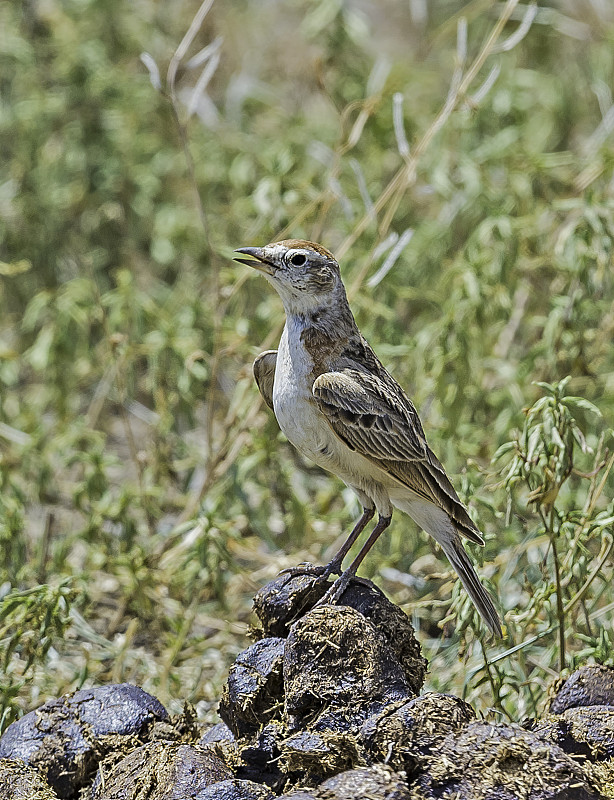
[234, 239, 345, 315]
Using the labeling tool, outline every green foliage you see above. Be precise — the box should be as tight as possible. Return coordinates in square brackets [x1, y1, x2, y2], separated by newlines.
[0, 582, 75, 732]
[1, 0, 613, 721]
[0, 489, 26, 585]
[473, 379, 614, 717]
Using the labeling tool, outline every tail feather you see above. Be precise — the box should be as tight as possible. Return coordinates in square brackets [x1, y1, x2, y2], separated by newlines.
[390, 495, 501, 636]
[440, 537, 502, 637]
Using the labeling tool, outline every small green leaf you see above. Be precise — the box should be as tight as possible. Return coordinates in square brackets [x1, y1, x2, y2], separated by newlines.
[0, 259, 31, 275]
[550, 426, 565, 450]
[526, 424, 543, 463]
[493, 441, 516, 460]
[533, 380, 556, 394]
[563, 396, 603, 418]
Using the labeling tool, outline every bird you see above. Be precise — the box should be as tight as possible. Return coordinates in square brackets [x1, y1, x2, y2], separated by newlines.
[234, 239, 502, 636]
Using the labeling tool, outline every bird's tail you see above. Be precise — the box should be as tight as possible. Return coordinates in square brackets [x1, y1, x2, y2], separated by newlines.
[439, 536, 502, 637]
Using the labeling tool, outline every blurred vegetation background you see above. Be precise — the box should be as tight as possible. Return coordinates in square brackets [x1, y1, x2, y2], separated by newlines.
[1, 0, 613, 730]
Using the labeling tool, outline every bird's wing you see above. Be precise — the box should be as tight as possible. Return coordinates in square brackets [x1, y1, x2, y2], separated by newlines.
[388, 450, 484, 544]
[313, 368, 483, 545]
[312, 368, 428, 462]
[253, 350, 277, 410]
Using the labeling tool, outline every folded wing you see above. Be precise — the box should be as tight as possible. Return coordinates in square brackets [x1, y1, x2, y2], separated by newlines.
[313, 369, 483, 545]
[253, 350, 277, 410]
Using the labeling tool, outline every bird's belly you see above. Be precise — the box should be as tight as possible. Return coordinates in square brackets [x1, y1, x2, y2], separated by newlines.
[273, 381, 337, 466]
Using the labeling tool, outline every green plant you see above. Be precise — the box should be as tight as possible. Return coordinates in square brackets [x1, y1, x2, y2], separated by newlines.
[466, 378, 613, 717]
[0, 0, 613, 720]
[0, 582, 76, 733]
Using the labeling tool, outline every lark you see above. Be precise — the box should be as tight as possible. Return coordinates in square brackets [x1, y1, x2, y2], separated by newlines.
[234, 239, 501, 636]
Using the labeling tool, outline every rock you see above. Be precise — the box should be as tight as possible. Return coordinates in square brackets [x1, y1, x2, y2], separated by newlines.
[0, 758, 58, 799]
[529, 705, 614, 761]
[91, 741, 233, 799]
[0, 683, 167, 798]
[408, 720, 601, 799]
[284, 605, 413, 733]
[361, 693, 476, 776]
[549, 664, 614, 714]
[219, 637, 285, 738]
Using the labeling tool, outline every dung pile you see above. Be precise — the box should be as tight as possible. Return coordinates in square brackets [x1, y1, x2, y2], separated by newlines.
[0, 571, 612, 799]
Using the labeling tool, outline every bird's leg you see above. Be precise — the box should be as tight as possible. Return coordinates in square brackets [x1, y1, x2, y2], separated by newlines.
[321, 505, 376, 577]
[315, 513, 392, 606]
[280, 505, 375, 579]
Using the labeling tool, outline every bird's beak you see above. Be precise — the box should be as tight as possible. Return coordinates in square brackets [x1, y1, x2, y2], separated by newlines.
[233, 247, 276, 275]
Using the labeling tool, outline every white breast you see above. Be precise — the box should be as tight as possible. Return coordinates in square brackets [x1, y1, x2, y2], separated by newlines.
[272, 321, 333, 463]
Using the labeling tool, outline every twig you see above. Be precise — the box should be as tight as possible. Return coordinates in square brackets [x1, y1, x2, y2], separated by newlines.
[336, 0, 523, 262]
[115, 365, 157, 538]
[166, 0, 216, 103]
[164, 0, 226, 482]
[367, 229, 414, 288]
[564, 532, 613, 616]
[0, 422, 31, 446]
[491, 2, 537, 53]
[562, 450, 614, 571]
[37, 511, 54, 584]
[392, 93, 410, 161]
[550, 523, 566, 672]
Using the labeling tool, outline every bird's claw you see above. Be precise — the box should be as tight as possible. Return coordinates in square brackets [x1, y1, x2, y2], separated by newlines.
[279, 560, 343, 580]
[313, 571, 352, 608]
[279, 562, 328, 578]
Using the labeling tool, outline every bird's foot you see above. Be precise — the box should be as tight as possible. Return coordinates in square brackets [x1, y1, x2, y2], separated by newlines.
[279, 562, 327, 579]
[314, 569, 354, 608]
[280, 559, 342, 581]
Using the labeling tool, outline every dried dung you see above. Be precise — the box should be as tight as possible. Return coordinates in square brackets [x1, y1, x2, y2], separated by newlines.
[529, 705, 614, 761]
[408, 720, 601, 799]
[280, 728, 360, 784]
[284, 604, 413, 732]
[253, 572, 329, 638]
[199, 721, 235, 746]
[361, 692, 476, 776]
[318, 764, 411, 799]
[278, 764, 411, 799]
[0, 683, 167, 798]
[91, 740, 232, 799]
[193, 778, 275, 798]
[253, 573, 426, 696]
[0, 757, 59, 799]
[219, 637, 285, 737]
[236, 722, 285, 790]
[549, 664, 614, 714]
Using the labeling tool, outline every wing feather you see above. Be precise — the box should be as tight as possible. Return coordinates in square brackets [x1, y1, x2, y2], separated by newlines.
[313, 369, 427, 461]
[313, 368, 483, 545]
[253, 350, 277, 410]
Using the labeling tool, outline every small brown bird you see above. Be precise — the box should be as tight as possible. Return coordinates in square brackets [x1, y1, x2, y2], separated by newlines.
[235, 239, 501, 636]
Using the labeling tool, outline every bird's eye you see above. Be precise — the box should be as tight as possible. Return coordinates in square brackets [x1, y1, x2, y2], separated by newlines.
[290, 253, 306, 266]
